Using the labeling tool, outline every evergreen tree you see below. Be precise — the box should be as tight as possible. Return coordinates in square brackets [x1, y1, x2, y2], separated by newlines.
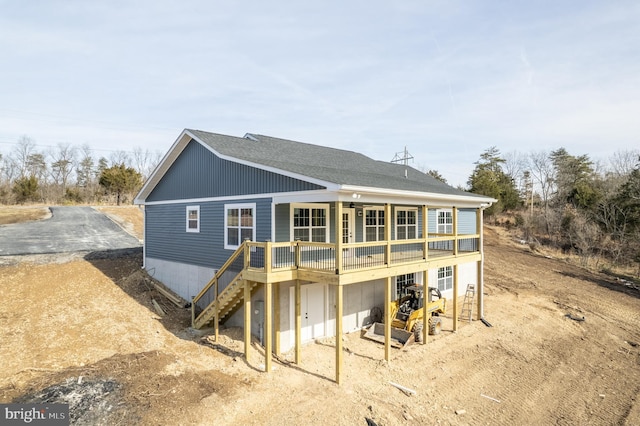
[12, 175, 39, 204]
[99, 163, 142, 205]
[468, 147, 519, 216]
[426, 169, 447, 184]
[550, 148, 600, 210]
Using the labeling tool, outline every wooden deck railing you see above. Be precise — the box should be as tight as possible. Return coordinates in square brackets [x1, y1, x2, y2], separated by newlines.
[246, 234, 480, 274]
[191, 234, 480, 328]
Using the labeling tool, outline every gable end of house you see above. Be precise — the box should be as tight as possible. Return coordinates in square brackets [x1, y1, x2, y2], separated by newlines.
[146, 137, 326, 203]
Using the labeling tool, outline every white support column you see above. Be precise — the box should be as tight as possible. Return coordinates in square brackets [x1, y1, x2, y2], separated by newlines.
[384, 276, 392, 361]
[264, 282, 272, 372]
[477, 207, 485, 319]
[422, 270, 428, 344]
[335, 284, 343, 384]
[453, 264, 459, 332]
[244, 281, 251, 363]
[295, 280, 301, 365]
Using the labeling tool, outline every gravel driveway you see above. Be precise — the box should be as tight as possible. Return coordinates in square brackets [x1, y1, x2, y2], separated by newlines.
[0, 206, 142, 256]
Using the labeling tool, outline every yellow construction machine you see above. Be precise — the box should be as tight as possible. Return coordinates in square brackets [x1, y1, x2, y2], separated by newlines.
[363, 285, 446, 348]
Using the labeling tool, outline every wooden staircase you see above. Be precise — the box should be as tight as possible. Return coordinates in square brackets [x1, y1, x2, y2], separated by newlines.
[192, 242, 256, 329]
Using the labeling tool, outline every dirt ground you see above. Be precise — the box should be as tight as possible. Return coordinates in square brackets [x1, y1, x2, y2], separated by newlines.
[1, 207, 639, 425]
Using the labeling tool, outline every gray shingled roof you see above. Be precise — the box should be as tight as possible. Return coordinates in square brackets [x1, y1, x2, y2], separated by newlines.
[188, 129, 484, 198]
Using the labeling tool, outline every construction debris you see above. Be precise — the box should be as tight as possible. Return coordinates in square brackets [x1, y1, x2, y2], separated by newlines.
[480, 394, 501, 403]
[153, 283, 183, 307]
[565, 313, 585, 322]
[389, 381, 416, 396]
[151, 298, 165, 316]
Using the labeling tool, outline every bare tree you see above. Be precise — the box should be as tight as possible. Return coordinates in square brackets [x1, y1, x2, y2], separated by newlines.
[12, 135, 37, 178]
[50, 143, 77, 196]
[110, 150, 131, 167]
[76, 145, 95, 185]
[529, 150, 555, 234]
[503, 151, 528, 181]
[149, 150, 162, 177]
[609, 149, 640, 177]
[132, 147, 161, 180]
[26, 153, 47, 182]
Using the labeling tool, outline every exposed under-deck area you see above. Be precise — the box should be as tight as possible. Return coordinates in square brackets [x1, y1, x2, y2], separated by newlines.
[192, 204, 486, 384]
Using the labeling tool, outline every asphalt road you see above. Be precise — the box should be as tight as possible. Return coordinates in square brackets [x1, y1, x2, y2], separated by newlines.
[0, 206, 142, 256]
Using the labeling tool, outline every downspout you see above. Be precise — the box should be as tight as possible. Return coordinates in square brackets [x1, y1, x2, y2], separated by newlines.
[141, 204, 146, 269]
[479, 203, 493, 327]
[479, 205, 484, 319]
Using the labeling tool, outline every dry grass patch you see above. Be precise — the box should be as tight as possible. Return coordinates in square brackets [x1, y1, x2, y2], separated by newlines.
[0, 206, 50, 225]
[94, 205, 144, 240]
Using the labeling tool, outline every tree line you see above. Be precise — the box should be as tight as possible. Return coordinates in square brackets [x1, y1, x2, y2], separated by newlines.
[463, 146, 640, 275]
[0, 135, 162, 205]
[2, 134, 638, 274]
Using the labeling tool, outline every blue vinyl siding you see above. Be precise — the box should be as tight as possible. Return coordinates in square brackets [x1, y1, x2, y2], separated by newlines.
[274, 203, 336, 243]
[148, 139, 324, 202]
[428, 209, 437, 234]
[274, 204, 290, 242]
[428, 208, 477, 234]
[457, 209, 477, 234]
[146, 198, 272, 269]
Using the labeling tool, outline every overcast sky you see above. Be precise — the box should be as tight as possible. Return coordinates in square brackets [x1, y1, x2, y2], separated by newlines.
[1, 1, 638, 186]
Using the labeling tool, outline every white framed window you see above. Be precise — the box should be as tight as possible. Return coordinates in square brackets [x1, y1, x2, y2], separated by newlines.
[290, 203, 329, 242]
[437, 266, 453, 291]
[364, 207, 385, 242]
[437, 209, 453, 234]
[395, 273, 416, 300]
[186, 205, 200, 233]
[225, 203, 256, 249]
[396, 208, 417, 240]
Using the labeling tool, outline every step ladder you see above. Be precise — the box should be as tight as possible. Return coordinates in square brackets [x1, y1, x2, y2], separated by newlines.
[460, 284, 475, 322]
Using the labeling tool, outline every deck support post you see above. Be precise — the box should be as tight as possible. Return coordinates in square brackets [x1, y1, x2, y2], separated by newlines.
[265, 281, 272, 372]
[335, 284, 343, 384]
[295, 280, 301, 365]
[453, 264, 459, 332]
[422, 270, 429, 345]
[453, 206, 458, 256]
[384, 276, 391, 362]
[214, 277, 219, 342]
[244, 280, 251, 362]
[477, 208, 484, 320]
[384, 204, 392, 265]
[274, 282, 281, 357]
[422, 205, 428, 260]
[335, 201, 343, 273]
[264, 241, 272, 274]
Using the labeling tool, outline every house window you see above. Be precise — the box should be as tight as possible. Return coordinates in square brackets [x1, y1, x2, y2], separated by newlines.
[396, 208, 417, 240]
[437, 266, 453, 291]
[186, 206, 200, 233]
[225, 203, 256, 249]
[364, 207, 385, 241]
[437, 209, 453, 234]
[291, 204, 329, 242]
[395, 273, 415, 299]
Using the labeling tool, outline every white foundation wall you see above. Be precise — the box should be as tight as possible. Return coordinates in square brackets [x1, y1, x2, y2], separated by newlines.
[428, 261, 478, 301]
[276, 279, 386, 353]
[203, 261, 480, 353]
[145, 257, 216, 302]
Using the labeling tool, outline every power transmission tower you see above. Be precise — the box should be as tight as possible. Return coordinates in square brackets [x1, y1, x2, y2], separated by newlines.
[391, 146, 414, 165]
